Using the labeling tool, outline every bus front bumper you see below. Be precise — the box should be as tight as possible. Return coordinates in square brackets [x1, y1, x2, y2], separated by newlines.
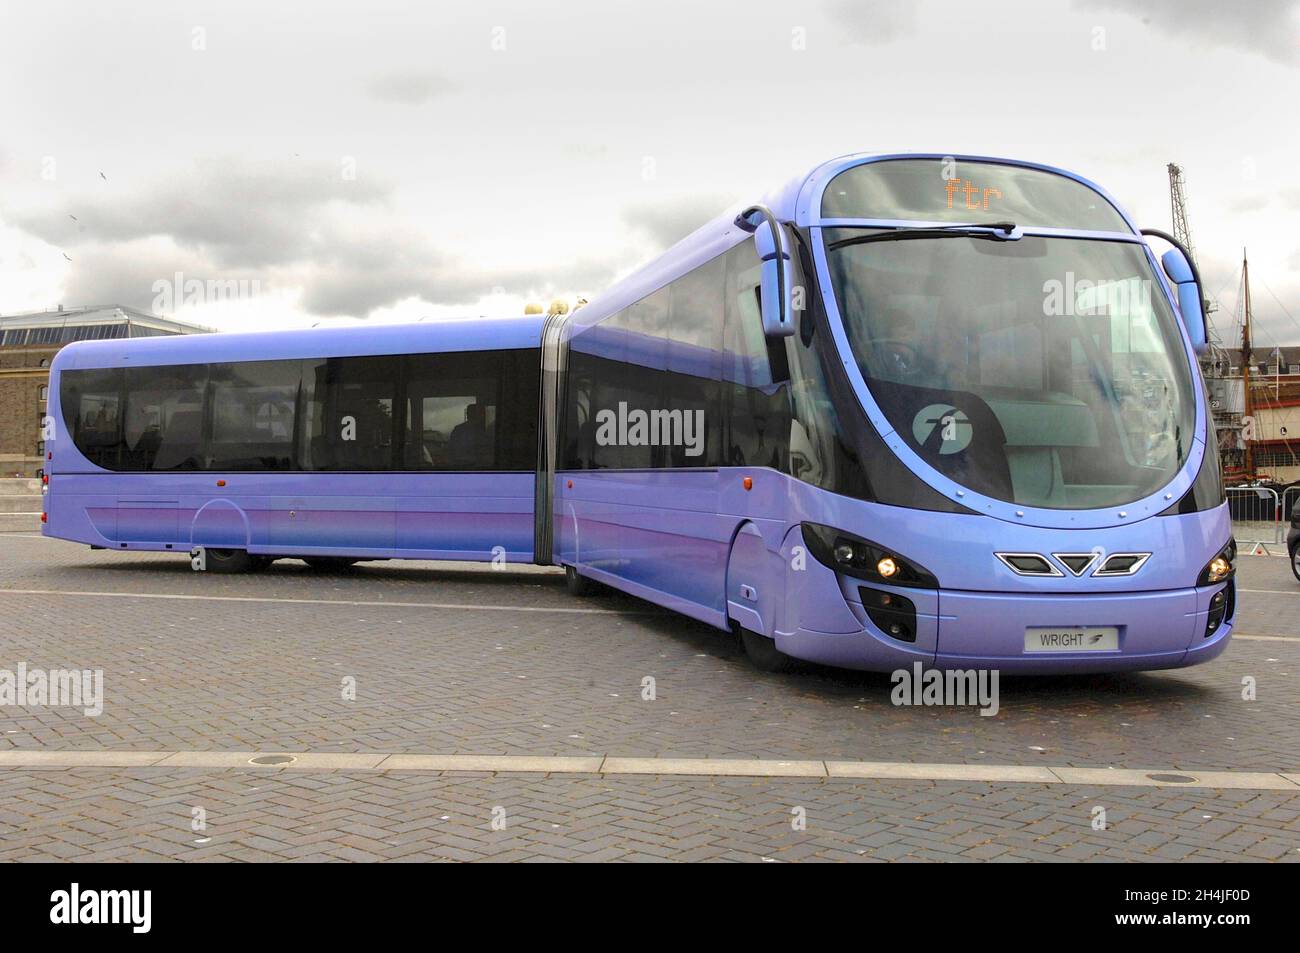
[774, 581, 1234, 674]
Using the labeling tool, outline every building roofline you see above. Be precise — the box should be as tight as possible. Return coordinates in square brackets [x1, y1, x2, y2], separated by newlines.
[0, 305, 213, 334]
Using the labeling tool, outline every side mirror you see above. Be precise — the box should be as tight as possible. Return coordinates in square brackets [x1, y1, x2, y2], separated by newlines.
[1142, 228, 1208, 354]
[738, 205, 795, 338]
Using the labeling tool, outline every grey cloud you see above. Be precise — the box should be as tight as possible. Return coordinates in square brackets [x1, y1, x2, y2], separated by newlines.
[5, 156, 621, 318]
[621, 194, 738, 252]
[47, 222, 618, 320]
[365, 70, 458, 105]
[283, 208, 620, 316]
[1073, 0, 1299, 67]
[56, 241, 217, 314]
[825, 0, 921, 45]
[8, 157, 390, 269]
[297, 227, 617, 317]
[46, 225, 617, 320]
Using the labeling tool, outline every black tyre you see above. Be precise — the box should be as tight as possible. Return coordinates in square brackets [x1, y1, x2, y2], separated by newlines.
[739, 626, 796, 673]
[205, 548, 257, 574]
[565, 564, 599, 596]
[1290, 542, 1300, 583]
[302, 557, 360, 572]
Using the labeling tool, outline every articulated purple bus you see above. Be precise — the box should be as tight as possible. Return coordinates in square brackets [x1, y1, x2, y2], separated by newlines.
[44, 153, 1235, 673]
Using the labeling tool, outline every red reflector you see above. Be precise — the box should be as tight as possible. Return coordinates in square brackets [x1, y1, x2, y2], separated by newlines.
[742, 476, 753, 491]
[41, 513, 48, 523]
[42, 475, 49, 485]
[216, 479, 226, 487]
[47, 452, 52, 460]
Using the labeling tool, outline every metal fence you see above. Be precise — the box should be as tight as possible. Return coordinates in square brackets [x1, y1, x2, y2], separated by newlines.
[1226, 486, 1281, 548]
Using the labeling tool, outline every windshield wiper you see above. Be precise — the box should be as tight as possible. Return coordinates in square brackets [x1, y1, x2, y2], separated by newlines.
[828, 221, 1019, 250]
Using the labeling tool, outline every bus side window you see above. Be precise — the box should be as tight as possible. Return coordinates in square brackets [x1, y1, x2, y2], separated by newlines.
[63, 368, 125, 469]
[723, 242, 790, 471]
[405, 378, 495, 471]
[208, 361, 298, 470]
[122, 365, 206, 471]
[561, 365, 593, 470]
[306, 356, 396, 471]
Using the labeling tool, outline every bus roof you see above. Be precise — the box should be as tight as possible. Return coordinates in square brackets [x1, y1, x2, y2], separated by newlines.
[571, 151, 1135, 331]
[52, 314, 547, 371]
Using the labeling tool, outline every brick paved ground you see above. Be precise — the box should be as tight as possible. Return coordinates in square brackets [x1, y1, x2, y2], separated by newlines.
[0, 768, 1295, 863]
[0, 534, 1296, 861]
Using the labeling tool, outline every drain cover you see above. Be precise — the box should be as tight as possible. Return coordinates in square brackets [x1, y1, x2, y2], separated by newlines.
[1146, 773, 1196, 783]
[249, 754, 296, 766]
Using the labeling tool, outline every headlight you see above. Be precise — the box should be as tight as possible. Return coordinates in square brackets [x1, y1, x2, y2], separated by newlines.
[1197, 539, 1236, 586]
[802, 523, 939, 589]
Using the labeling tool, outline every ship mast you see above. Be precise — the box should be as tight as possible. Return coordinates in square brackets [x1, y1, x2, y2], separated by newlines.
[1241, 249, 1254, 479]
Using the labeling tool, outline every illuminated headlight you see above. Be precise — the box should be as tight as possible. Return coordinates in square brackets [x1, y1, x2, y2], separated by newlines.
[802, 523, 939, 589]
[1197, 540, 1236, 586]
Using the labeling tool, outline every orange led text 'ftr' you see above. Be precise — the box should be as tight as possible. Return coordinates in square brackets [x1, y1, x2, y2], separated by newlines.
[945, 179, 1002, 211]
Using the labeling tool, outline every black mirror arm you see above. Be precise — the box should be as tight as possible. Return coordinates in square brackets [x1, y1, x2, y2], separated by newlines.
[736, 204, 790, 332]
[1141, 227, 1209, 340]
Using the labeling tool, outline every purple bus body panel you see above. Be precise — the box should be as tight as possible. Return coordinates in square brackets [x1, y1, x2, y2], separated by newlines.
[555, 467, 1234, 673]
[48, 472, 536, 561]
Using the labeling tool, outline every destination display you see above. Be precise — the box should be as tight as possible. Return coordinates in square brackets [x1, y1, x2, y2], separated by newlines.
[821, 158, 1131, 231]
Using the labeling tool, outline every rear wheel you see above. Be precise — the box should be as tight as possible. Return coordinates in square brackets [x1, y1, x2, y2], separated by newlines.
[1290, 542, 1300, 583]
[205, 548, 258, 574]
[302, 557, 359, 572]
[565, 565, 599, 596]
[739, 626, 796, 673]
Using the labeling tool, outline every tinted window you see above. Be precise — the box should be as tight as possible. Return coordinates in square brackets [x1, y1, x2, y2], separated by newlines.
[825, 233, 1195, 509]
[122, 365, 207, 470]
[403, 350, 539, 471]
[719, 238, 857, 492]
[564, 257, 728, 470]
[303, 356, 396, 470]
[61, 367, 124, 469]
[208, 360, 299, 470]
[61, 348, 537, 473]
[723, 241, 785, 469]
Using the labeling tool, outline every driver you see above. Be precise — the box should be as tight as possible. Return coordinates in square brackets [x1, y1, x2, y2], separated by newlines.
[871, 306, 966, 390]
[872, 308, 929, 382]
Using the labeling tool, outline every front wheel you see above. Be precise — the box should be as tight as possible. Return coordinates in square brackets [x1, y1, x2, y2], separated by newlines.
[739, 627, 796, 673]
[1290, 543, 1300, 583]
[205, 548, 259, 574]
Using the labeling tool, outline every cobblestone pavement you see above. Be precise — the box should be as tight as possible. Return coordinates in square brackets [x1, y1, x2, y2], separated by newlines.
[0, 534, 1296, 862]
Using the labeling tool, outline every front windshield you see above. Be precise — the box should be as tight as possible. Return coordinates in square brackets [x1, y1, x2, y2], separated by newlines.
[825, 231, 1196, 511]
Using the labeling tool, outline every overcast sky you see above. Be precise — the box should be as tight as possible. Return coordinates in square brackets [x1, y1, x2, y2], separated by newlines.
[1, 0, 1298, 347]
